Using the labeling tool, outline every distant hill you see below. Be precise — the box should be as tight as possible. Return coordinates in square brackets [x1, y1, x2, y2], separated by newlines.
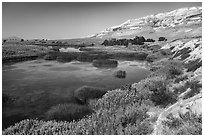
[3, 36, 23, 42]
[91, 6, 201, 41]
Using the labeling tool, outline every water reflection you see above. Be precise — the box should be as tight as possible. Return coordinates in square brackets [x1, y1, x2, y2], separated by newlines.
[2, 59, 150, 129]
[59, 47, 81, 52]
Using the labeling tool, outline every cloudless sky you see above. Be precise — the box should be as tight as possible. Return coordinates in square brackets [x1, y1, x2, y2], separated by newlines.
[2, 2, 202, 40]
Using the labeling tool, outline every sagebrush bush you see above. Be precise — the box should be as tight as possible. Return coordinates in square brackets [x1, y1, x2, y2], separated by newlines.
[149, 81, 177, 107]
[162, 111, 202, 135]
[149, 60, 183, 79]
[45, 103, 92, 121]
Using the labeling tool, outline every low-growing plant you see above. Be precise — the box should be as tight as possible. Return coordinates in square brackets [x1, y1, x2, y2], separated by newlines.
[145, 38, 155, 42]
[162, 111, 202, 135]
[149, 81, 177, 107]
[149, 60, 183, 79]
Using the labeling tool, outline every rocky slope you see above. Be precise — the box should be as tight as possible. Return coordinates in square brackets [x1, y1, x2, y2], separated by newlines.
[92, 7, 201, 41]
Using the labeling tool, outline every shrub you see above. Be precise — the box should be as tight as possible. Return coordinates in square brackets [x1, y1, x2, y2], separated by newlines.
[162, 111, 202, 135]
[158, 37, 167, 41]
[146, 38, 155, 42]
[149, 81, 177, 107]
[101, 36, 147, 46]
[168, 66, 182, 77]
[118, 103, 149, 127]
[149, 60, 183, 79]
[74, 86, 107, 104]
[132, 36, 145, 45]
[163, 113, 183, 129]
[45, 103, 92, 121]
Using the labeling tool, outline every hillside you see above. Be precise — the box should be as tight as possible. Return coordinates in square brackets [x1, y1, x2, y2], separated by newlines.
[92, 7, 201, 40]
[3, 6, 202, 135]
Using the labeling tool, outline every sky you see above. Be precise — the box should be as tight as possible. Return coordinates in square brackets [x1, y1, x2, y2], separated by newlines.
[2, 2, 202, 40]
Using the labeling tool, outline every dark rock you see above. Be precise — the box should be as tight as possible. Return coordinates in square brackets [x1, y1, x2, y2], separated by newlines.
[114, 70, 126, 78]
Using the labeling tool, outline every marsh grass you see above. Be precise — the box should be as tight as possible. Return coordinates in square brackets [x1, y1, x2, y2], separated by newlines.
[2, 44, 49, 58]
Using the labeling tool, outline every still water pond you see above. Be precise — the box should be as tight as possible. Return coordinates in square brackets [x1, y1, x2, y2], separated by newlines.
[2, 59, 150, 128]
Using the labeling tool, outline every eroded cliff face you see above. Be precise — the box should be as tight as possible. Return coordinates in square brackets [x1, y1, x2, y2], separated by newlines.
[92, 7, 201, 41]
